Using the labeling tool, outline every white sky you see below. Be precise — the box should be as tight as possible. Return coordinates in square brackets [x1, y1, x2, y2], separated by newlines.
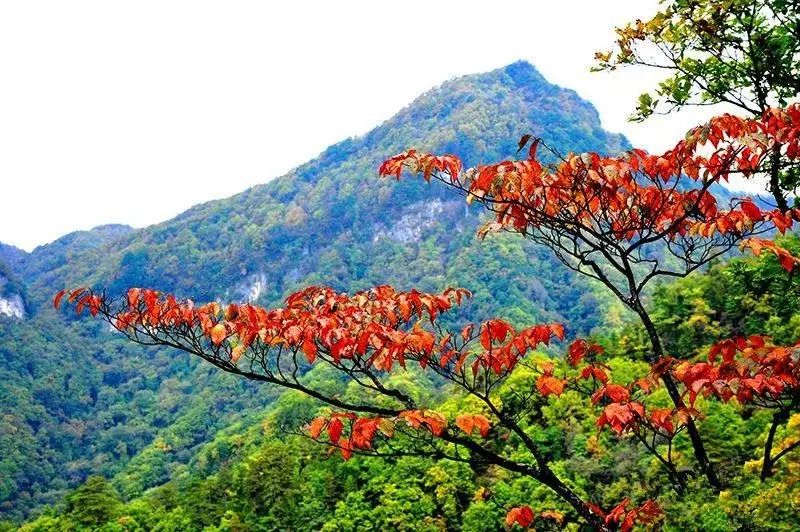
[0, 1, 757, 251]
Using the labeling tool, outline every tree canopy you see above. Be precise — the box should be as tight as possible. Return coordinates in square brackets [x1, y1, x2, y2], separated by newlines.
[594, 0, 800, 208]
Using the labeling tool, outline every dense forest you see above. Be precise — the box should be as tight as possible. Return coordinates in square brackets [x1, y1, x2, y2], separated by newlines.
[12, 240, 800, 531]
[3, 0, 800, 529]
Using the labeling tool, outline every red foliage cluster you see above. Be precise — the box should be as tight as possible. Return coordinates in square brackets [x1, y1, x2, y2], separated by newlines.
[529, 332, 800, 446]
[380, 105, 800, 255]
[379, 149, 462, 182]
[675, 336, 800, 406]
[52, 287, 102, 317]
[505, 505, 535, 528]
[567, 338, 605, 366]
[530, 340, 699, 438]
[504, 498, 661, 531]
[54, 285, 568, 381]
[471, 320, 565, 376]
[307, 412, 387, 460]
[591, 499, 663, 532]
[535, 361, 568, 397]
[55, 283, 799, 450]
[504, 505, 568, 529]
[55, 285, 470, 371]
[304, 410, 490, 460]
[742, 238, 800, 272]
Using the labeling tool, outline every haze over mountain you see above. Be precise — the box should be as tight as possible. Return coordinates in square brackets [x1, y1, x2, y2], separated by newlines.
[1, 61, 633, 521]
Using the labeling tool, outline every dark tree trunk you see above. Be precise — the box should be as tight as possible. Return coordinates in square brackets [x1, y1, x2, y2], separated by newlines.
[761, 410, 789, 480]
[538, 466, 609, 531]
[768, 149, 790, 211]
[633, 303, 722, 490]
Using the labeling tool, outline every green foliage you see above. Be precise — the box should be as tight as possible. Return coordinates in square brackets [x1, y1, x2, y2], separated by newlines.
[0, 312, 283, 521]
[11, 235, 800, 532]
[598, 0, 800, 120]
[64, 476, 121, 528]
[652, 235, 800, 352]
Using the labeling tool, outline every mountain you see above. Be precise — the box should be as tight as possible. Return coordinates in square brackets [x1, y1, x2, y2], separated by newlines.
[0, 61, 632, 522]
[0, 225, 134, 320]
[21, 61, 627, 323]
[4, 225, 135, 292]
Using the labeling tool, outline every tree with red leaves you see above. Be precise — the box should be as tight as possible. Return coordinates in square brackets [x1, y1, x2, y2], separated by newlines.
[377, 104, 800, 501]
[55, 285, 634, 529]
[56, 105, 800, 529]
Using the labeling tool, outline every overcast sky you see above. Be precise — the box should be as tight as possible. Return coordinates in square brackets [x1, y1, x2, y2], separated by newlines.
[0, 1, 755, 251]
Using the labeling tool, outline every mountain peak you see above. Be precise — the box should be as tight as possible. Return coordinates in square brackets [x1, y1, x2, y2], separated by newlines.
[500, 60, 546, 85]
[436, 60, 547, 90]
[358, 60, 627, 172]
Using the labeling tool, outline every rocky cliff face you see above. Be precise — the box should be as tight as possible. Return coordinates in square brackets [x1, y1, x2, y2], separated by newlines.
[0, 292, 25, 319]
[0, 263, 26, 319]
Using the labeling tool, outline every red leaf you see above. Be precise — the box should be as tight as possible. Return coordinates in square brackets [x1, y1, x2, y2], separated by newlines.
[302, 337, 318, 363]
[778, 252, 795, 272]
[461, 323, 474, 342]
[506, 506, 535, 528]
[740, 200, 761, 221]
[591, 384, 630, 404]
[53, 290, 66, 309]
[517, 134, 532, 154]
[528, 138, 541, 160]
[327, 417, 344, 445]
[567, 339, 587, 366]
[580, 365, 609, 384]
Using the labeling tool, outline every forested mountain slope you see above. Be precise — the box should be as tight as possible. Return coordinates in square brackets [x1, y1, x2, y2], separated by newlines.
[20, 61, 628, 325]
[2, 61, 638, 522]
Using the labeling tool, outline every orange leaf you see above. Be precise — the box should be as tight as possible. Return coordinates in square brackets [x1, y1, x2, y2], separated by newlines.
[307, 417, 327, 439]
[127, 287, 141, 308]
[455, 414, 474, 435]
[455, 414, 491, 437]
[231, 345, 245, 364]
[539, 510, 564, 524]
[536, 375, 566, 397]
[473, 414, 491, 437]
[210, 323, 227, 346]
